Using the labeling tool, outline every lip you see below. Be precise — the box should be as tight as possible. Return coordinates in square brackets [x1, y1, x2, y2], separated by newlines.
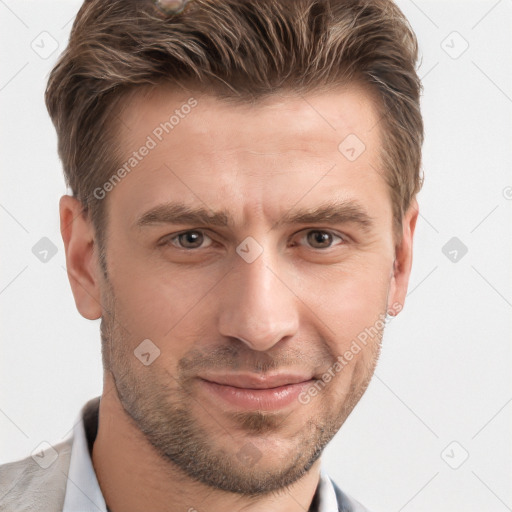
[199, 373, 315, 389]
[198, 373, 315, 411]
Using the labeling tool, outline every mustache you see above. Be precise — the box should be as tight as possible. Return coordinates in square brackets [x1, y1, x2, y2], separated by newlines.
[178, 344, 334, 376]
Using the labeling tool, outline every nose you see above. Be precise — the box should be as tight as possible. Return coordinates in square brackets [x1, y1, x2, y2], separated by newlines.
[217, 247, 299, 352]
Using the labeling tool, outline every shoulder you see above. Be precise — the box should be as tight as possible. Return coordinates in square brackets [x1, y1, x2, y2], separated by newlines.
[0, 438, 73, 512]
[330, 478, 374, 512]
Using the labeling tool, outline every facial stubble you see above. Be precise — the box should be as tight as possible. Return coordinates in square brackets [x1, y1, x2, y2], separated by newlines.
[98, 273, 383, 497]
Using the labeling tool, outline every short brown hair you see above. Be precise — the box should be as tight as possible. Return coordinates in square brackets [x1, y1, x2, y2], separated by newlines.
[46, 0, 423, 251]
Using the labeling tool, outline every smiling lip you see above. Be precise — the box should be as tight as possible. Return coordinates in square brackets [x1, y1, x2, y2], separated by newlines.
[198, 373, 315, 410]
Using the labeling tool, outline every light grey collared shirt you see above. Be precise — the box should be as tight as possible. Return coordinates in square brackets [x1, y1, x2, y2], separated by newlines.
[62, 398, 369, 512]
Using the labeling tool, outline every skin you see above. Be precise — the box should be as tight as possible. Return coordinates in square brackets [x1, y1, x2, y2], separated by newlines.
[60, 83, 418, 512]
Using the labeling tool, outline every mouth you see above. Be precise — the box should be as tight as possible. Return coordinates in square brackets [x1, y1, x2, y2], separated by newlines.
[198, 373, 316, 410]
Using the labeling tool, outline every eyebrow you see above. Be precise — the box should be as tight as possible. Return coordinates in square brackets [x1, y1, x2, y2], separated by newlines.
[135, 203, 230, 228]
[134, 200, 374, 232]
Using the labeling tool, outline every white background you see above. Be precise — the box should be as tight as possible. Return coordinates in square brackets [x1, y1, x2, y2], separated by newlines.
[1, 1, 511, 510]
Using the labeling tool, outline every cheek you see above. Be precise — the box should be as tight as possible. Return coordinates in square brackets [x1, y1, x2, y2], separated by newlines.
[313, 273, 387, 400]
[105, 256, 222, 343]
[298, 255, 391, 353]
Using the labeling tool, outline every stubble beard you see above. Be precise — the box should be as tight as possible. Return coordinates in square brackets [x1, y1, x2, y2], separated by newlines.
[97, 276, 383, 497]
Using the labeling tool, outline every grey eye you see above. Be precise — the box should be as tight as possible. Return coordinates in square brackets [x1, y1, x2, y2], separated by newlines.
[171, 231, 211, 249]
[306, 230, 334, 249]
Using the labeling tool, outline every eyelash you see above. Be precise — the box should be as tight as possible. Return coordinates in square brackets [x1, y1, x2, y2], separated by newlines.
[160, 229, 347, 251]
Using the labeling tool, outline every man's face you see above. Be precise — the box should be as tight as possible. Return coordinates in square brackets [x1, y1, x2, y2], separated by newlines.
[90, 84, 409, 495]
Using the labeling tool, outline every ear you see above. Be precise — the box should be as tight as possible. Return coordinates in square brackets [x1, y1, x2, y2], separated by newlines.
[387, 198, 419, 316]
[60, 195, 102, 320]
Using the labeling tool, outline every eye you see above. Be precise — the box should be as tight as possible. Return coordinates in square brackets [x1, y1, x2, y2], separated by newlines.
[165, 230, 213, 250]
[299, 229, 345, 249]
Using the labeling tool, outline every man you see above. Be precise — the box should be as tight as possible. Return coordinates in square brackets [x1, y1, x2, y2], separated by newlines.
[0, 0, 423, 510]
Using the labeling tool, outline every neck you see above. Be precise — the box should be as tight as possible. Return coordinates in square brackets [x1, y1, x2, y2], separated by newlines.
[92, 380, 322, 512]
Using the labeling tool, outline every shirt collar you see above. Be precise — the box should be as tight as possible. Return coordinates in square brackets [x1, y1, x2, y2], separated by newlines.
[62, 397, 341, 512]
[62, 398, 107, 512]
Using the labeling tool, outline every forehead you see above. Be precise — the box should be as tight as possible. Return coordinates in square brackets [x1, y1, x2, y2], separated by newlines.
[110, 83, 391, 231]
[118, 83, 381, 155]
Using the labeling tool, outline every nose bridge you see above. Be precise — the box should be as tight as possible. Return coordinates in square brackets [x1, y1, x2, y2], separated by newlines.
[217, 246, 299, 352]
